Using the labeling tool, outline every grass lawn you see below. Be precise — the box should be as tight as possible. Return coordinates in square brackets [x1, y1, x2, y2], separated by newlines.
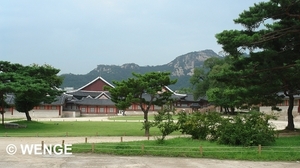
[108, 115, 155, 121]
[108, 114, 179, 121]
[1, 119, 300, 161]
[2, 118, 24, 121]
[72, 136, 300, 161]
[0, 120, 180, 137]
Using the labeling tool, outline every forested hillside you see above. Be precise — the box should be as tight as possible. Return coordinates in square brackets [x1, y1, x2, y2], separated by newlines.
[60, 49, 220, 90]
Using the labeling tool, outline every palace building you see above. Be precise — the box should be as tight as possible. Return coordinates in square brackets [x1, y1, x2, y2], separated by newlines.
[4, 76, 210, 118]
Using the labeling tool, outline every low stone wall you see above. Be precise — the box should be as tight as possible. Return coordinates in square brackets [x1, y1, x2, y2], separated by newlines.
[62, 111, 81, 118]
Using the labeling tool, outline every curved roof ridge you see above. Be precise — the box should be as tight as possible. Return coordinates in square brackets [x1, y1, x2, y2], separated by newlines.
[67, 76, 115, 93]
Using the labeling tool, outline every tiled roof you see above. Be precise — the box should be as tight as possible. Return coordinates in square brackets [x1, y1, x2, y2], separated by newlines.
[164, 86, 175, 93]
[175, 94, 207, 102]
[4, 93, 69, 105]
[68, 90, 108, 98]
[49, 93, 72, 105]
[5, 94, 15, 105]
[69, 76, 115, 92]
[171, 94, 187, 100]
[95, 92, 111, 99]
[75, 97, 115, 106]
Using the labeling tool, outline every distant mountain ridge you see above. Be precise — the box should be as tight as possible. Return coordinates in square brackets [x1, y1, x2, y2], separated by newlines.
[60, 49, 221, 90]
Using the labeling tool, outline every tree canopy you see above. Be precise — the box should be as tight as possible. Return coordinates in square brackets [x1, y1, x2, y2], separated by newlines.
[0, 61, 24, 124]
[0, 61, 63, 122]
[107, 71, 177, 136]
[190, 57, 224, 99]
[213, 0, 300, 130]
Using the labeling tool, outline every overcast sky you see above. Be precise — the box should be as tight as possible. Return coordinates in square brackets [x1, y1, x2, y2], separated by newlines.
[1, 0, 265, 74]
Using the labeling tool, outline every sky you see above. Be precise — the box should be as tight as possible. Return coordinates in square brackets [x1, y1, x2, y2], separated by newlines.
[1, 0, 265, 74]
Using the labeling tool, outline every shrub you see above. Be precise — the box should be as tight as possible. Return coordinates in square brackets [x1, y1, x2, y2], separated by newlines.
[176, 110, 188, 134]
[217, 111, 277, 146]
[177, 110, 277, 146]
[177, 111, 223, 140]
[151, 106, 178, 142]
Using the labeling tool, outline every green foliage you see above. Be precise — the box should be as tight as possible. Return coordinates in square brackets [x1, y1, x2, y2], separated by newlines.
[175, 87, 192, 94]
[151, 105, 178, 142]
[190, 57, 225, 100]
[217, 112, 277, 146]
[13, 64, 63, 121]
[214, 0, 300, 130]
[190, 68, 209, 100]
[107, 71, 177, 136]
[177, 112, 223, 140]
[176, 110, 188, 134]
[177, 111, 277, 146]
[108, 72, 177, 111]
[141, 120, 152, 135]
[0, 62, 62, 121]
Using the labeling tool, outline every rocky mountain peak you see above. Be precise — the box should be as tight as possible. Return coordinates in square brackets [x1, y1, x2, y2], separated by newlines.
[61, 49, 220, 90]
[121, 63, 140, 69]
[167, 49, 220, 77]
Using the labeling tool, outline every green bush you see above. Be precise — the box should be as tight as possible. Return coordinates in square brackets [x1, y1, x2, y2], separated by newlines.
[151, 106, 178, 142]
[217, 111, 277, 146]
[177, 111, 223, 140]
[176, 110, 188, 134]
[177, 111, 276, 146]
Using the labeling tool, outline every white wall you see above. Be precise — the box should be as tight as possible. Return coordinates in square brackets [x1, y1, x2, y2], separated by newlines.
[4, 109, 61, 119]
[260, 106, 300, 121]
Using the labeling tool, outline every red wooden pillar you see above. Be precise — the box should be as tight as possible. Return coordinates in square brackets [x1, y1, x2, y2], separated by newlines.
[59, 105, 61, 116]
[11, 107, 14, 115]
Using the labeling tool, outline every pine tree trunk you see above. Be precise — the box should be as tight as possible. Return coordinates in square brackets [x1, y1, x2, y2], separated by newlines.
[143, 111, 149, 136]
[286, 95, 295, 130]
[225, 107, 229, 114]
[230, 107, 235, 114]
[25, 111, 32, 121]
[1, 93, 4, 125]
[1, 112, 4, 125]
